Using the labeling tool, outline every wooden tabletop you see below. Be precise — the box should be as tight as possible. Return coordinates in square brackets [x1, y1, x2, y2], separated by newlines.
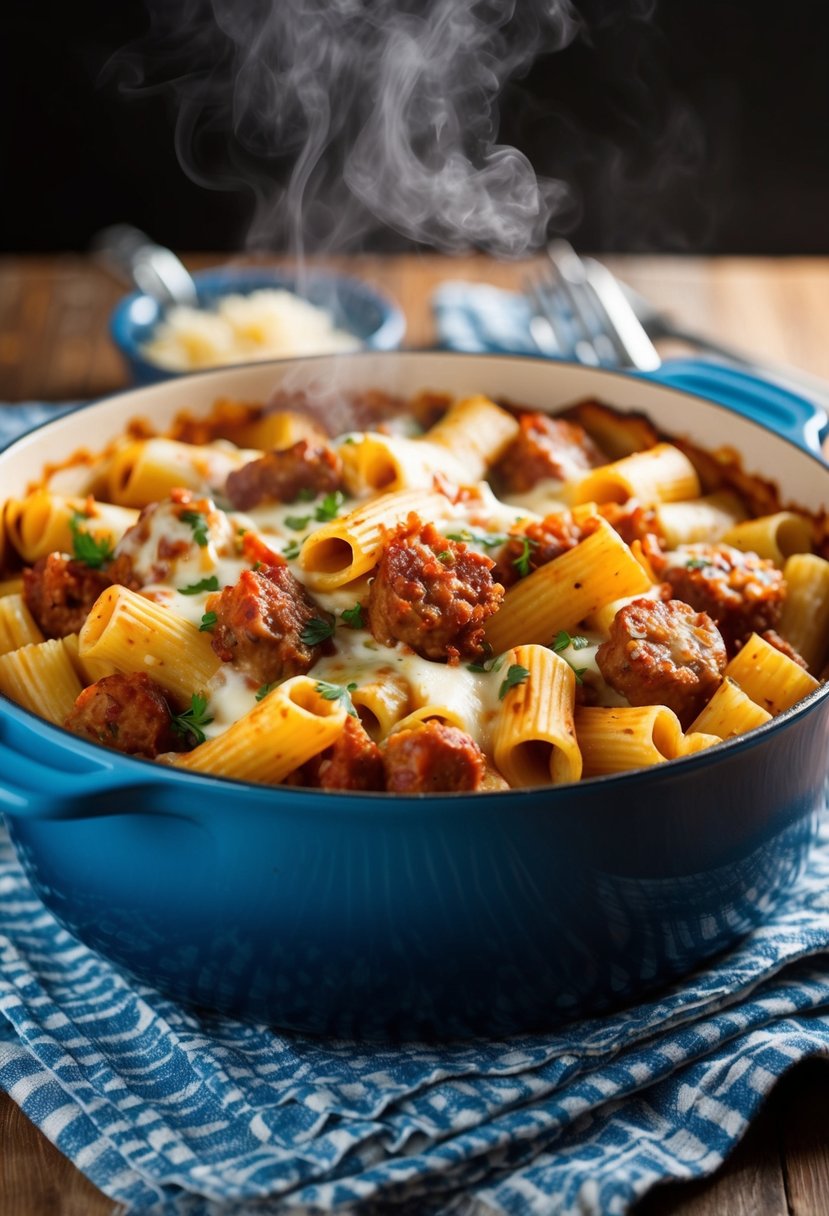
[1, 252, 828, 1214]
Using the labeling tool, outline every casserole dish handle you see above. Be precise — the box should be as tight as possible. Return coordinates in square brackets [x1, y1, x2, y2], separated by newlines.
[645, 359, 828, 456]
[0, 710, 197, 822]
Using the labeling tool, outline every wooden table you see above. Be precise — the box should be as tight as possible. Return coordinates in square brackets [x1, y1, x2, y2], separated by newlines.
[1, 252, 828, 1214]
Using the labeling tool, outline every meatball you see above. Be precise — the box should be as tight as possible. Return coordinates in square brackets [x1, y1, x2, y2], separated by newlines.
[494, 511, 599, 587]
[596, 597, 727, 726]
[64, 673, 186, 758]
[289, 716, 385, 791]
[207, 564, 332, 685]
[657, 543, 786, 653]
[383, 721, 486, 793]
[23, 552, 112, 638]
[366, 516, 503, 662]
[492, 412, 606, 494]
[225, 440, 342, 510]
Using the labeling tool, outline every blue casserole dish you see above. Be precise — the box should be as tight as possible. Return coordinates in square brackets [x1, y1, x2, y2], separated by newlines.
[0, 352, 827, 1039]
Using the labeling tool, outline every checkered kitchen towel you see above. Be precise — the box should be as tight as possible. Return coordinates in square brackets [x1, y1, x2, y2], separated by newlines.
[2, 404, 829, 1215]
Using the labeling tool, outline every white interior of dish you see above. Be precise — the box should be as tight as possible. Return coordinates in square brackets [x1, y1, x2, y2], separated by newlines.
[2, 353, 826, 510]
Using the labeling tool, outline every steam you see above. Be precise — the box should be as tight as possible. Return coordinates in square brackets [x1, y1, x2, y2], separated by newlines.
[112, 0, 581, 257]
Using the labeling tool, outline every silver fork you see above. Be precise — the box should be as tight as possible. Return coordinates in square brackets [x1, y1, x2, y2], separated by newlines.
[526, 240, 661, 371]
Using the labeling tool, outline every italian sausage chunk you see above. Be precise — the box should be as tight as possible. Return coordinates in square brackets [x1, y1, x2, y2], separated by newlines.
[225, 439, 342, 509]
[383, 722, 486, 793]
[290, 716, 385, 791]
[492, 412, 605, 493]
[658, 543, 785, 653]
[64, 672, 185, 758]
[596, 597, 727, 726]
[208, 564, 331, 684]
[367, 516, 503, 662]
[23, 553, 112, 638]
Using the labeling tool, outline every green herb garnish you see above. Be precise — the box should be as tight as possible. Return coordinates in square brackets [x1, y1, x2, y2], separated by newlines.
[314, 680, 359, 717]
[551, 631, 589, 684]
[314, 490, 346, 522]
[178, 575, 220, 596]
[685, 557, 710, 570]
[553, 630, 589, 653]
[295, 487, 317, 503]
[300, 617, 335, 646]
[255, 681, 277, 702]
[170, 693, 214, 746]
[445, 528, 508, 550]
[284, 514, 311, 532]
[283, 539, 302, 560]
[467, 654, 505, 674]
[512, 536, 538, 579]
[341, 603, 364, 630]
[69, 513, 114, 569]
[199, 611, 218, 632]
[437, 550, 453, 563]
[181, 510, 210, 547]
[498, 664, 531, 700]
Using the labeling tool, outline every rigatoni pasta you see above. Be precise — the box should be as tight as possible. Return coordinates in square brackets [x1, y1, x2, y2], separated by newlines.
[0, 385, 824, 794]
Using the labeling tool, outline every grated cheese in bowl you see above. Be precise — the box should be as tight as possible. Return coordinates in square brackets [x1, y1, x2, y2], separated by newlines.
[140, 288, 361, 371]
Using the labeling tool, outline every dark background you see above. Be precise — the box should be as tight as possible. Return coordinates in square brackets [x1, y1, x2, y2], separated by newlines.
[3, 0, 829, 255]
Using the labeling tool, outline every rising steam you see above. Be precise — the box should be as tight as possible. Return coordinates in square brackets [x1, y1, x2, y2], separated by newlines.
[111, 0, 581, 257]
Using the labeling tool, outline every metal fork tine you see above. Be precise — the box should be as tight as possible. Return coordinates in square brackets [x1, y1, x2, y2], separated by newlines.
[545, 240, 619, 367]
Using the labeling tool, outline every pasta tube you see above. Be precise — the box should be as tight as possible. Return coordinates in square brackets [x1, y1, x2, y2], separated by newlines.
[0, 638, 83, 724]
[4, 492, 138, 564]
[655, 491, 747, 548]
[721, 511, 813, 567]
[575, 705, 717, 777]
[339, 433, 467, 495]
[175, 676, 347, 783]
[106, 438, 261, 507]
[423, 395, 519, 480]
[0, 594, 44, 657]
[485, 520, 650, 653]
[492, 644, 582, 786]
[779, 553, 829, 672]
[572, 443, 700, 506]
[299, 489, 449, 591]
[723, 632, 819, 715]
[688, 677, 772, 738]
[350, 675, 411, 740]
[79, 585, 220, 700]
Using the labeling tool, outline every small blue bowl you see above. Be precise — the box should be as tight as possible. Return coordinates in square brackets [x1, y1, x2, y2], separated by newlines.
[110, 266, 407, 385]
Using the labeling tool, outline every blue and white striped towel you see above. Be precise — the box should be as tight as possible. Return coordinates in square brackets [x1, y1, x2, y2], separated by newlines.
[2, 404, 829, 1215]
[433, 281, 542, 355]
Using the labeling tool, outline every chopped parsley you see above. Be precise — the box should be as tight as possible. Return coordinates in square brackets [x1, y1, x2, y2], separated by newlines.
[467, 653, 504, 674]
[284, 514, 311, 532]
[295, 487, 317, 503]
[340, 603, 364, 630]
[170, 693, 214, 746]
[498, 664, 531, 700]
[69, 513, 114, 569]
[552, 631, 589, 684]
[315, 679, 358, 717]
[512, 536, 538, 579]
[283, 539, 302, 560]
[178, 575, 220, 596]
[553, 630, 589, 653]
[300, 617, 335, 646]
[199, 611, 218, 632]
[314, 490, 346, 522]
[180, 510, 210, 547]
[445, 528, 508, 550]
[685, 557, 711, 570]
[436, 550, 453, 563]
[255, 681, 277, 702]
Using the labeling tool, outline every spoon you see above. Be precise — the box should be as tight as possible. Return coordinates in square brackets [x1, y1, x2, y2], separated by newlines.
[91, 225, 198, 308]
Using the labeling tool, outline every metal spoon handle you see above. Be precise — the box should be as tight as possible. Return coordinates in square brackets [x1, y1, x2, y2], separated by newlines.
[91, 224, 198, 308]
